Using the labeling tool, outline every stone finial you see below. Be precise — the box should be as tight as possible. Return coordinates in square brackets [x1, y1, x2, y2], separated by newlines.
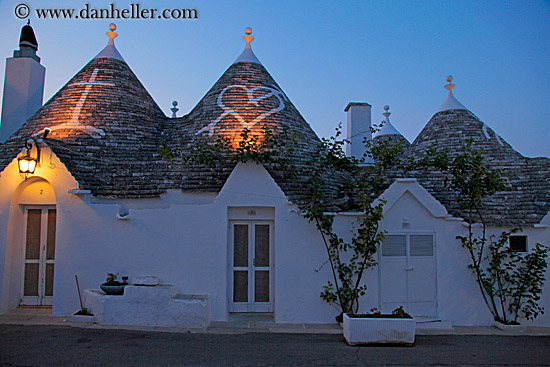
[233, 27, 261, 64]
[106, 23, 118, 44]
[383, 105, 391, 119]
[171, 101, 179, 118]
[444, 75, 455, 92]
[437, 74, 467, 112]
[243, 27, 254, 47]
[95, 23, 125, 62]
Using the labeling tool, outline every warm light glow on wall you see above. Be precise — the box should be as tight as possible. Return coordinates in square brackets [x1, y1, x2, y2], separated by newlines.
[226, 128, 266, 149]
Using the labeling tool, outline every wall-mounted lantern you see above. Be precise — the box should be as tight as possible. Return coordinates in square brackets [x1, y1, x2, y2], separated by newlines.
[17, 138, 40, 178]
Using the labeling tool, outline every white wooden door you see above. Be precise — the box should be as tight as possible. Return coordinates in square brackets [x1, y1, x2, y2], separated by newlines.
[21, 206, 56, 306]
[230, 222, 273, 312]
[379, 234, 436, 317]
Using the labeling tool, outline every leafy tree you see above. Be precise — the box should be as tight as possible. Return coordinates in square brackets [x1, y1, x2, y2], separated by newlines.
[421, 141, 549, 324]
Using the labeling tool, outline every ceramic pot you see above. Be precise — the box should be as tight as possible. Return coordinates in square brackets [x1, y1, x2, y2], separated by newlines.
[100, 283, 126, 295]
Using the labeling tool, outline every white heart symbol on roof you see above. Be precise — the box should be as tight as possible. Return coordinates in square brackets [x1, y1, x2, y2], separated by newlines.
[196, 84, 287, 136]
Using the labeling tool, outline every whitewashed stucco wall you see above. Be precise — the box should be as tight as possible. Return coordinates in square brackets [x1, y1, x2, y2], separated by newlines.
[0, 160, 341, 322]
[378, 180, 550, 326]
[0, 147, 80, 313]
[47, 162, 341, 322]
[1, 156, 549, 326]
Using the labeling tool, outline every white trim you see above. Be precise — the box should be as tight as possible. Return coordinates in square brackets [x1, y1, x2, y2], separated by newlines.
[539, 211, 550, 227]
[444, 217, 464, 222]
[323, 211, 364, 216]
[68, 189, 91, 195]
[375, 179, 449, 219]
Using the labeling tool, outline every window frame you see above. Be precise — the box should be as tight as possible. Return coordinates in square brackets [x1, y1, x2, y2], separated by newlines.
[509, 235, 528, 253]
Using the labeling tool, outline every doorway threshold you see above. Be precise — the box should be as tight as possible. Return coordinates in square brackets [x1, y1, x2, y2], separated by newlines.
[5, 306, 52, 316]
[229, 312, 274, 322]
[213, 313, 275, 329]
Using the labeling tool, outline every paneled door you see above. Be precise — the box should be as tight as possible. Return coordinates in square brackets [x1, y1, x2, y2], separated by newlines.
[21, 206, 56, 306]
[230, 221, 273, 312]
[379, 234, 436, 317]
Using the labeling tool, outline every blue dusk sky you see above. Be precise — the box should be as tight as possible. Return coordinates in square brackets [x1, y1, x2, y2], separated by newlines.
[0, 0, 548, 157]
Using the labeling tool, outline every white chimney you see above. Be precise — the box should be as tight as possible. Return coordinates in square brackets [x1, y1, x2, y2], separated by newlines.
[0, 22, 45, 143]
[344, 102, 372, 161]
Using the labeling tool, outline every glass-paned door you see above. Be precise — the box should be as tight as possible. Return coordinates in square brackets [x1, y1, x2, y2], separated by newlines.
[379, 234, 436, 317]
[230, 222, 273, 312]
[21, 206, 56, 306]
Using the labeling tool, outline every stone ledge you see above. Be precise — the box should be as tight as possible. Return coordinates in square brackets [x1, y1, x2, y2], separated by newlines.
[84, 285, 210, 328]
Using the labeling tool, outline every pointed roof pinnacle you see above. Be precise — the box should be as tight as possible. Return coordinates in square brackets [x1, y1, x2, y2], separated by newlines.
[95, 23, 125, 62]
[233, 27, 261, 65]
[374, 105, 402, 137]
[171, 101, 179, 118]
[383, 104, 391, 119]
[437, 75, 467, 112]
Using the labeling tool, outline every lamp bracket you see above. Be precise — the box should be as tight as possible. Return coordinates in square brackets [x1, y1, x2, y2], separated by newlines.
[25, 138, 41, 162]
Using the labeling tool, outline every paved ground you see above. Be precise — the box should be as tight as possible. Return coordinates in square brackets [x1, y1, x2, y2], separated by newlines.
[1, 308, 550, 366]
[0, 324, 549, 366]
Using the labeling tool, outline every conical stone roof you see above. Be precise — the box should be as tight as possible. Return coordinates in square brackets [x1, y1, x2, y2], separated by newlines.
[178, 61, 319, 146]
[2, 28, 168, 197]
[163, 29, 348, 208]
[402, 79, 550, 226]
[172, 32, 319, 149]
[410, 109, 522, 164]
[373, 105, 410, 157]
[0, 26, 345, 205]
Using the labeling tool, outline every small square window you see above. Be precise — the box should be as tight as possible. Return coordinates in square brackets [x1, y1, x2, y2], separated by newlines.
[510, 236, 527, 252]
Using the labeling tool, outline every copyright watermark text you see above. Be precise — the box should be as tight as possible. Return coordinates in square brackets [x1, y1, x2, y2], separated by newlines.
[15, 3, 198, 20]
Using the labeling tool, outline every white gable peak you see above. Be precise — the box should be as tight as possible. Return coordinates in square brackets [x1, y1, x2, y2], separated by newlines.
[375, 178, 449, 218]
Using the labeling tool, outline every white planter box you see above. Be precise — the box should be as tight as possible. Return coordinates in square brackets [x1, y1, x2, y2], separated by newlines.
[343, 313, 416, 345]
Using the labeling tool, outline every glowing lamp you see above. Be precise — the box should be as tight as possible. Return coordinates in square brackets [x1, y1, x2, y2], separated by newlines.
[17, 138, 41, 177]
[18, 154, 38, 175]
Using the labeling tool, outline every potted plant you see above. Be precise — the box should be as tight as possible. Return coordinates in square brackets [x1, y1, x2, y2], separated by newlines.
[99, 273, 127, 295]
[343, 306, 416, 346]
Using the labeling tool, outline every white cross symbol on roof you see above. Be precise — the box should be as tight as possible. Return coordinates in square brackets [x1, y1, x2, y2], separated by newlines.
[46, 68, 115, 138]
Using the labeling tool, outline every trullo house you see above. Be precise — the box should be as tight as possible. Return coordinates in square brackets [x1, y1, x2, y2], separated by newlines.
[0, 23, 548, 327]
